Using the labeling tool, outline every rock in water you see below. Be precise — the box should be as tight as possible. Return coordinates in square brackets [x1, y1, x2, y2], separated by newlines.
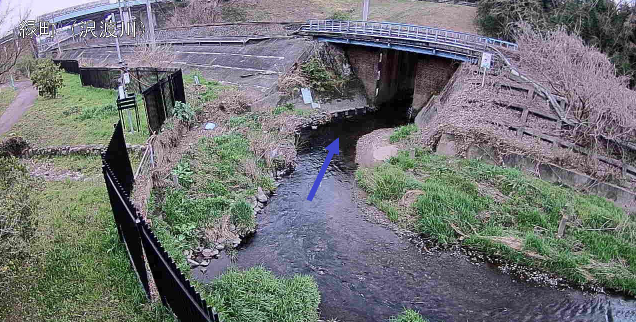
[202, 249, 219, 258]
[256, 187, 268, 203]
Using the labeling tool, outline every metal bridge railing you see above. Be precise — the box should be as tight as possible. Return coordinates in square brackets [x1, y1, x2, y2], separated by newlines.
[302, 20, 518, 52]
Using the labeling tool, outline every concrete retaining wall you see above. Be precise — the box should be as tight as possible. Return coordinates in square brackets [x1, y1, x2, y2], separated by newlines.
[435, 133, 636, 212]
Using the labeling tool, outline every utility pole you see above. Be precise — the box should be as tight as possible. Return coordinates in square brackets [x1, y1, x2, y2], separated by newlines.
[145, 0, 156, 48]
[362, 0, 370, 21]
[116, 1, 134, 133]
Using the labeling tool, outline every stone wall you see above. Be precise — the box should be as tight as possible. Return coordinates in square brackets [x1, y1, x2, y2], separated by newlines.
[412, 56, 458, 112]
[22, 144, 146, 158]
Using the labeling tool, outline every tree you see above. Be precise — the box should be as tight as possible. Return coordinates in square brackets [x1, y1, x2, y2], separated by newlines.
[30, 59, 63, 98]
[0, 1, 33, 80]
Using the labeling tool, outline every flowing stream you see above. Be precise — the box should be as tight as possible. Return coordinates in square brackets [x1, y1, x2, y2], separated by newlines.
[195, 116, 636, 322]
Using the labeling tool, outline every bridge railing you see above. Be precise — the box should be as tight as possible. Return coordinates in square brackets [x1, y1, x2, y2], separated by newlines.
[302, 20, 518, 51]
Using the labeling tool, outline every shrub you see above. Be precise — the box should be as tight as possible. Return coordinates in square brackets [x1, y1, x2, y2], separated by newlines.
[0, 157, 37, 263]
[203, 267, 320, 322]
[31, 59, 64, 98]
[329, 10, 353, 21]
[221, 3, 247, 22]
[301, 57, 345, 93]
[174, 101, 196, 124]
[172, 160, 194, 188]
[273, 103, 295, 115]
[16, 55, 37, 78]
[0, 136, 30, 157]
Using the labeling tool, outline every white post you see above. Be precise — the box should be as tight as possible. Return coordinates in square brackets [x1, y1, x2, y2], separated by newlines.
[362, 0, 370, 21]
[145, 0, 156, 48]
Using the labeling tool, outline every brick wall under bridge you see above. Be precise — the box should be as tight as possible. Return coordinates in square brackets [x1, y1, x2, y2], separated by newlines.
[340, 44, 458, 115]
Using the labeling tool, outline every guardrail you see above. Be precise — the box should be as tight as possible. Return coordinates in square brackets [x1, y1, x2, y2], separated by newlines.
[300, 20, 518, 52]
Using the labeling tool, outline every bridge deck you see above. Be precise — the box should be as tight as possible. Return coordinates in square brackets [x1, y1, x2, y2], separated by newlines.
[299, 20, 517, 63]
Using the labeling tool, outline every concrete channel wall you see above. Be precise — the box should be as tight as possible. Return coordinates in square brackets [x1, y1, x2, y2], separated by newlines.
[436, 133, 636, 212]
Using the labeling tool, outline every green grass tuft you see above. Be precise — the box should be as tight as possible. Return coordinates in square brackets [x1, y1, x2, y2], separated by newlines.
[389, 124, 418, 143]
[202, 267, 320, 322]
[389, 309, 429, 322]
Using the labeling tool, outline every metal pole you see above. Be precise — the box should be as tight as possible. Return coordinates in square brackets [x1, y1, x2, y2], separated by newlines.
[362, 0, 370, 21]
[145, 0, 156, 48]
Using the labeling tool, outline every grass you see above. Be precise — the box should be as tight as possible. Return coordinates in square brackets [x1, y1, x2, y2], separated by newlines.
[390, 124, 418, 143]
[0, 180, 173, 322]
[272, 102, 313, 117]
[153, 132, 272, 251]
[0, 86, 16, 116]
[389, 309, 429, 322]
[29, 152, 142, 178]
[201, 267, 320, 322]
[356, 148, 636, 295]
[2, 73, 149, 146]
[226, 0, 478, 33]
[184, 70, 226, 103]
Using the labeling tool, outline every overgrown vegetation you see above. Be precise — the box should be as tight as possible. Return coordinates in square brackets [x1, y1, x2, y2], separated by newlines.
[173, 101, 196, 124]
[154, 132, 276, 251]
[0, 157, 37, 266]
[166, 0, 221, 27]
[16, 55, 37, 78]
[329, 9, 354, 21]
[390, 124, 419, 143]
[31, 59, 64, 98]
[389, 309, 429, 322]
[477, 0, 636, 86]
[1, 180, 173, 321]
[2, 72, 148, 146]
[221, 2, 248, 22]
[357, 148, 636, 295]
[202, 267, 320, 322]
[301, 57, 347, 93]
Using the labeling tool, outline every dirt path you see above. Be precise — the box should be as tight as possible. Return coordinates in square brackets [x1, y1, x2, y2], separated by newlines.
[0, 80, 37, 136]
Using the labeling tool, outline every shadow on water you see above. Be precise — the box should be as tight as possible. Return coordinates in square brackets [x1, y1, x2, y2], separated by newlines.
[194, 114, 636, 322]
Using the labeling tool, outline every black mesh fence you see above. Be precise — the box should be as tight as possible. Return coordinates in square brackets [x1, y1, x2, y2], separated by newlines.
[74, 63, 186, 135]
[102, 122, 220, 322]
[53, 60, 80, 74]
[80, 67, 120, 89]
[142, 70, 186, 134]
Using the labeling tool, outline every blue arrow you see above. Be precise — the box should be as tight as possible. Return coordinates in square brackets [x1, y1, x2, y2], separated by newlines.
[307, 138, 339, 201]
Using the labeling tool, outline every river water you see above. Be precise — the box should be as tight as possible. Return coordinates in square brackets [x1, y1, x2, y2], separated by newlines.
[195, 116, 636, 322]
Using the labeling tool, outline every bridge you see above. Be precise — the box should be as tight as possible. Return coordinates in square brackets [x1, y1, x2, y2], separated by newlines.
[299, 20, 517, 64]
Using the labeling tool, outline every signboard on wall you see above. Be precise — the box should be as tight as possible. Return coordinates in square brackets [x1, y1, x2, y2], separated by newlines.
[480, 52, 492, 69]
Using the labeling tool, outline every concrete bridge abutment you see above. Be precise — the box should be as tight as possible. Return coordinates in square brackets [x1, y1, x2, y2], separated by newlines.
[340, 44, 458, 115]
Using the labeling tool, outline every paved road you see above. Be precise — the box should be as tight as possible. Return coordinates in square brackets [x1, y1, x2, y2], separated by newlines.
[0, 81, 37, 136]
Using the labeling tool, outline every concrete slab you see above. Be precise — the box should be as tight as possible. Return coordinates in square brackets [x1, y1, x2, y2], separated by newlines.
[57, 37, 315, 97]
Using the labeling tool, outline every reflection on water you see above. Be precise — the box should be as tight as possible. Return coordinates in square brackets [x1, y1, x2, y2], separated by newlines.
[194, 115, 636, 322]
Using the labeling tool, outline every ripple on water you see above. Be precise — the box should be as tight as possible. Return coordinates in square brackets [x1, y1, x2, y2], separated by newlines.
[196, 116, 636, 322]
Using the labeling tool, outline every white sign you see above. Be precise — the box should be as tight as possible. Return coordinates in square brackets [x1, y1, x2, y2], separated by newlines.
[118, 85, 126, 99]
[480, 52, 492, 69]
[123, 72, 130, 84]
